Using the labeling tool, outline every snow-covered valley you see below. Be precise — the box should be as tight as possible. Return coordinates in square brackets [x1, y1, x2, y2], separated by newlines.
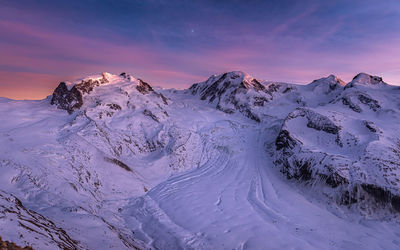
[1, 71, 400, 249]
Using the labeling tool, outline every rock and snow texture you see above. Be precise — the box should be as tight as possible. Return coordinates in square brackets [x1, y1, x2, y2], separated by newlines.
[273, 74, 400, 214]
[189, 71, 272, 122]
[0, 190, 77, 249]
[1, 71, 400, 249]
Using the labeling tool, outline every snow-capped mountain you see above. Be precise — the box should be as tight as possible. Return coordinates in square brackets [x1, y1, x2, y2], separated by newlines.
[274, 74, 400, 214]
[189, 71, 269, 122]
[1, 71, 400, 249]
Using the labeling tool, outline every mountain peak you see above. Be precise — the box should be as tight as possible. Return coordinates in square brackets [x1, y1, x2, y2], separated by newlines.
[136, 79, 154, 94]
[347, 73, 386, 87]
[50, 72, 160, 113]
[190, 71, 264, 100]
[309, 74, 345, 86]
[306, 74, 345, 95]
[226, 70, 251, 79]
[205, 71, 251, 85]
[327, 74, 346, 85]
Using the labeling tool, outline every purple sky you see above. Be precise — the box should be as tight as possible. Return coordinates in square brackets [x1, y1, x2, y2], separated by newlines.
[1, 0, 400, 99]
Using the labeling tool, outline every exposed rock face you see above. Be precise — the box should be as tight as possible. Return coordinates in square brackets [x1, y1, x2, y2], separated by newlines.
[190, 71, 275, 122]
[74, 78, 107, 95]
[50, 72, 168, 113]
[274, 108, 344, 180]
[191, 72, 352, 122]
[275, 129, 297, 151]
[0, 236, 33, 250]
[51, 72, 110, 113]
[289, 108, 341, 134]
[104, 157, 132, 172]
[337, 91, 381, 113]
[143, 109, 160, 122]
[0, 191, 78, 249]
[136, 79, 154, 94]
[192, 72, 266, 103]
[274, 90, 400, 212]
[50, 82, 83, 114]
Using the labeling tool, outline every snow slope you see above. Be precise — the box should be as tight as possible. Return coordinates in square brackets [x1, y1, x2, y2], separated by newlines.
[274, 75, 400, 214]
[0, 71, 400, 249]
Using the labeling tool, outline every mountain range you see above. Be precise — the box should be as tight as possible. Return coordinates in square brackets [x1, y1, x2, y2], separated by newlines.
[1, 71, 400, 249]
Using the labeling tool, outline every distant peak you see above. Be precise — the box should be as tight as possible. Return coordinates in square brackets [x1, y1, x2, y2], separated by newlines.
[50, 72, 161, 113]
[206, 71, 249, 82]
[309, 74, 346, 87]
[346, 73, 388, 88]
[119, 72, 134, 81]
[344, 73, 387, 89]
[351, 73, 384, 85]
[101, 72, 113, 79]
[136, 79, 154, 94]
[226, 71, 250, 78]
[327, 74, 346, 85]
[204, 71, 264, 90]
[79, 72, 134, 84]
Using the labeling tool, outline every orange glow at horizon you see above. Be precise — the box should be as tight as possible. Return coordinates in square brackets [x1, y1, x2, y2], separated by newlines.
[0, 71, 68, 100]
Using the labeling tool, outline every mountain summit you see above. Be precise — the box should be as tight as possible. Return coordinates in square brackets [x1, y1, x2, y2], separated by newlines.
[346, 72, 387, 88]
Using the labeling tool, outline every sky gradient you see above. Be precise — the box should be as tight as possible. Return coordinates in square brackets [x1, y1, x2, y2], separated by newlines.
[1, 0, 400, 99]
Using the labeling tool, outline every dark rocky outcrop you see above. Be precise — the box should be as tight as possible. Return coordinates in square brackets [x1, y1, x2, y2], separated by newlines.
[51, 73, 109, 113]
[287, 108, 340, 135]
[104, 157, 132, 172]
[253, 96, 268, 107]
[136, 79, 154, 94]
[106, 103, 122, 111]
[51, 73, 166, 114]
[358, 93, 381, 111]
[241, 78, 265, 91]
[274, 109, 346, 188]
[157, 93, 169, 105]
[0, 191, 79, 249]
[275, 129, 298, 151]
[143, 109, 159, 122]
[199, 73, 229, 101]
[75, 78, 108, 95]
[197, 73, 266, 103]
[190, 71, 270, 122]
[341, 96, 362, 113]
[339, 92, 380, 113]
[360, 184, 400, 211]
[274, 104, 400, 213]
[363, 121, 378, 133]
[51, 82, 83, 114]
[0, 236, 33, 250]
